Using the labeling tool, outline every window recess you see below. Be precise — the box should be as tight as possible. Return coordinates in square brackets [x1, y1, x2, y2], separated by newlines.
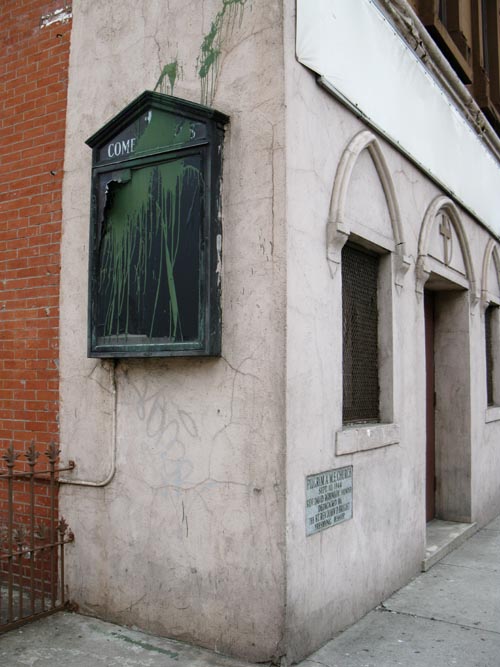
[337, 241, 398, 454]
[485, 303, 500, 407]
[412, 0, 500, 132]
[416, 0, 474, 83]
[342, 244, 380, 425]
[472, 0, 500, 132]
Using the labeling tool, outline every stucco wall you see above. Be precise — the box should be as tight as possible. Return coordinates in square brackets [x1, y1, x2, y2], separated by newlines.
[59, 1, 287, 661]
[58, 1, 500, 663]
[283, 3, 500, 662]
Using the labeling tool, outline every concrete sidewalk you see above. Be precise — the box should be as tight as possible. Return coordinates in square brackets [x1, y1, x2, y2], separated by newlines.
[0, 516, 499, 666]
[303, 514, 500, 667]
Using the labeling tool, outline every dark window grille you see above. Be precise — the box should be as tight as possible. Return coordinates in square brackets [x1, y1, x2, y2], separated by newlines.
[342, 244, 380, 424]
[485, 305, 495, 406]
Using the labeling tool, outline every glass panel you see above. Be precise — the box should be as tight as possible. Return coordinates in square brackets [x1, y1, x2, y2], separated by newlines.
[95, 154, 203, 346]
[97, 109, 207, 164]
[482, 0, 490, 74]
[439, 0, 448, 25]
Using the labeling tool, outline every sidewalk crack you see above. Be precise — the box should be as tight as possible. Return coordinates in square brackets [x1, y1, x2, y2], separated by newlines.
[437, 562, 499, 573]
[377, 607, 500, 636]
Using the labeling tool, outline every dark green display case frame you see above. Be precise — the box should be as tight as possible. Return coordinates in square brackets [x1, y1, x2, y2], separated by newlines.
[86, 91, 228, 358]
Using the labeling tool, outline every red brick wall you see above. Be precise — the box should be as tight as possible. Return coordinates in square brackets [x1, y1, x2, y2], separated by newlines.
[0, 1, 70, 455]
[0, 0, 71, 577]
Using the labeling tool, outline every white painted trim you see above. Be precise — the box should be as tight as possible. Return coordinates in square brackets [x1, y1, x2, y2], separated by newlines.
[336, 423, 400, 455]
[482, 239, 500, 306]
[485, 406, 500, 424]
[416, 195, 478, 303]
[327, 130, 411, 286]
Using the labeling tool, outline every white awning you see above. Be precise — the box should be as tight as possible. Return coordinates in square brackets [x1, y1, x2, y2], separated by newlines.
[296, 0, 500, 236]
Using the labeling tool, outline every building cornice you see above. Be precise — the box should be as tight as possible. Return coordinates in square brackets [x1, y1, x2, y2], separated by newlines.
[376, 0, 500, 164]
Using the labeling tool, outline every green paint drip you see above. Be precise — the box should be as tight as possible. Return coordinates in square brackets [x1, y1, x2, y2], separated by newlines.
[110, 631, 179, 659]
[198, 0, 246, 106]
[98, 113, 202, 342]
[154, 60, 180, 95]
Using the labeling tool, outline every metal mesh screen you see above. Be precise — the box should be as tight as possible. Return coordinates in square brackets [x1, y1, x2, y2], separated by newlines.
[342, 244, 379, 424]
[485, 305, 494, 406]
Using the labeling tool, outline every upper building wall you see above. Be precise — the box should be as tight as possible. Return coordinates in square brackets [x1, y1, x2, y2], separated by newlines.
[296, 0, 500, 236]
[284, 0, 500, 662]
[408, 0, 500, 134]
[59, 0, 287, 661]
[55, 0, 500, 663]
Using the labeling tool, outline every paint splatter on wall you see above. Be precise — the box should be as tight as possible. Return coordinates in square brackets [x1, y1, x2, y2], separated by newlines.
[198, 0, 247, 106]
[154, 0, 248, 107]
[154, 60, 180, 96]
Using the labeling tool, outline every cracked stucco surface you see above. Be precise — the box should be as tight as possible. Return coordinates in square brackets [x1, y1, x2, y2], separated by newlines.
[60, 0, 286, 662]
[282, 3, 500, 663]
[59, 2, 500, 664]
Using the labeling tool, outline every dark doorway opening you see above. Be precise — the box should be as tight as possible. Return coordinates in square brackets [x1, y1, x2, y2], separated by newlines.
[424, 291, 436, 522]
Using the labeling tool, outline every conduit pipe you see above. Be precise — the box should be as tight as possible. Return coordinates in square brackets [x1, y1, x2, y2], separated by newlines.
[59, 361, 117, 487]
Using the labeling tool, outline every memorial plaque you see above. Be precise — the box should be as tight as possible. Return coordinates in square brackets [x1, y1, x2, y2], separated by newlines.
[306, 466, 353, 536]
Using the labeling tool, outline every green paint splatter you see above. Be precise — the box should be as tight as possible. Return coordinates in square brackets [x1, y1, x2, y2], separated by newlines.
[136, 107, 194, 150]
[154, 60, 180, 96]
[97, 112, 203, 343]
[198, 0, 247, 106]
[99, 160, 201, 342]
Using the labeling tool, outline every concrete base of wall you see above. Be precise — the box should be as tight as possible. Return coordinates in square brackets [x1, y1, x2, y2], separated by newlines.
[422, 519, 478, 571]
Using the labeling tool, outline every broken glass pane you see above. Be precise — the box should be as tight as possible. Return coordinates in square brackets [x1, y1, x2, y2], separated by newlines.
[95, 154, 203, 346]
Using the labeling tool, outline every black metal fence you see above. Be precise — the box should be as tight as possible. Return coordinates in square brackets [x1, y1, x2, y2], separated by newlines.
[0, 442, 75, 632]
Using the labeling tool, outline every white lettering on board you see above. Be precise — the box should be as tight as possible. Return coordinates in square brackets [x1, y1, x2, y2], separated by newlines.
[106, 137, 137, 159]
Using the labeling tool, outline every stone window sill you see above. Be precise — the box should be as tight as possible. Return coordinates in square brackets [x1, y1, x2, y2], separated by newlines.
[336, 422, 400, 456]
[485, 406, 500, 423]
